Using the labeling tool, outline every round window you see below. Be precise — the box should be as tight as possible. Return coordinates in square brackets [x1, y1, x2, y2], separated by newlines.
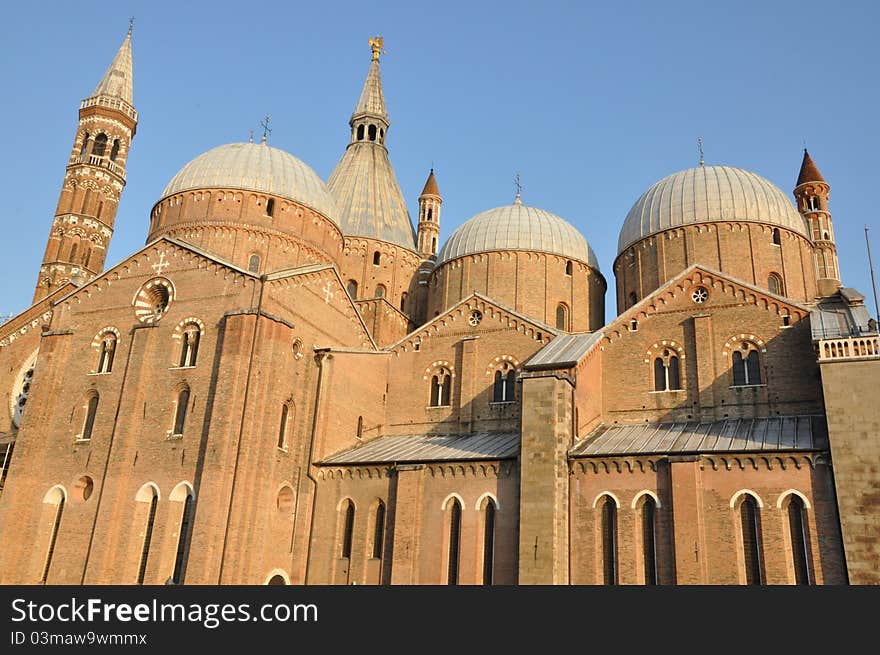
[468, 310, 483, 327]
[691, 287, 709, 304]
[134, 278, 174, 324]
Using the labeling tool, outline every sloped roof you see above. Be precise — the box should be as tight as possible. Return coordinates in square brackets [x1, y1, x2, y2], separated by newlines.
[320, 431, 519, 465]
[524, 332, 603, 370]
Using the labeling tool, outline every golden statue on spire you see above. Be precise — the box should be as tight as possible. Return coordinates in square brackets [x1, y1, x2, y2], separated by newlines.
[369, 36, 384, 62]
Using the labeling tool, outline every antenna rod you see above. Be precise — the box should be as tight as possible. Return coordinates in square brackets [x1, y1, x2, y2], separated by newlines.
[867, 225, 880, 326]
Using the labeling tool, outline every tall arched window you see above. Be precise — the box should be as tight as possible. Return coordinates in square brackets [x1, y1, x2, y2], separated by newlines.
[277, 403, 291, 450]
[430, 369, 452, 407]
[372, 501, 386, 559]
[373, 251, 381, 266]
[40, 488, 66, 584]
[97, 334, 116, 373]
[110, 138, 120, 161]
[172, 491, 195, 584]
[81, 394, 99, 441]
[368, 124, 377, 141]
[565, 260, 573, 276]
[482, 498, 496, 585]
[492, 363, 516, 402]
[173, 387, 190, 437]
[356, 125, 365, 141]
[640, 496, 658, 585]
[768, 273, 784, 296]
[447, 498, 462, 585]
[137, 490, 158, 584]
[400, 292, 407, 312]
[772, 228, 781, 245]
[653, 350, 681, 391]
[600, 496, 617, 585]
[69, 240, 79, 263]
[248, 254, 261, 274]
[179, 323, 201, 367]
[739, 495, 763, 585]
[356, 415, 363, 439]
[346, 280, 358, 299]
[556, 303, 569, 331]
[787, 495, 810, 585]
[266, 198, 275, 217]
[92, 133, 108, 157]
[341, 500, 355, 559]
[79, 132, 89, 157]
[374, 284, 386, 299]
[732, 343, 762, 386]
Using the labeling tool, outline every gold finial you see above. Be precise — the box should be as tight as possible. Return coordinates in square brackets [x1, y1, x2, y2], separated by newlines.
[369, 36, 384, 62]
[697, 137, 704, 167]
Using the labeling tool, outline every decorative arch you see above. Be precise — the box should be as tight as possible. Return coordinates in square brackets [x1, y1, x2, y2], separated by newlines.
[441, 492, 466, 511]
[264, 569, 290, 585]
[776, 489, 811, 510]
[169, 481, 195, 502]
[721, 334, 767, 357]
[43, 484, 67, 505]
[631, 490, 662, 509]
[135, 482, 160, 502]
[729, 489, 764, 509]
[475, 492, 500, 511]
[592, 491, 621, 509]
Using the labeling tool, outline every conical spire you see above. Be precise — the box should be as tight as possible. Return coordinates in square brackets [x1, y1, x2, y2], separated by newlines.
[421, 168, 439, 196]
[353, 37, 387, 120]
[91, 28, 134, 105]
[797, 148, 825, 187]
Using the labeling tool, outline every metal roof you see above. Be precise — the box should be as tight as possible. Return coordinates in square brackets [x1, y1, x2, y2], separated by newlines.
[159, 142, 339, 223]
[810, 293, 876, 340]
[524, 332, 603, 370]
[438, 203, 600, 269]
[618, 166, 810, 254]
[320, 431, 519, 465]
[570, 416, 827, 457]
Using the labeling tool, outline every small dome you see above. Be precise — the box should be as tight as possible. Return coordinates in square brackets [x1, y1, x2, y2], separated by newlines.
[438, 203, 599, 269]
[618, 165, 809, 255]
[160, 142, 338, 223]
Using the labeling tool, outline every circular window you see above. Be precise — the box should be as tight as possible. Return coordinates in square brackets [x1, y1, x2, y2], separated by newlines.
[468, 310, 483, 327]
[134, 278, 174, 324]
[10, 350, 38, 428]
[691, 287, 709, 304]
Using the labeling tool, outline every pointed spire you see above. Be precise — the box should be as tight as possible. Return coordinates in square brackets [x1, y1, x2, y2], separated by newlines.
[353, 37, 388, 121]
[421, 168, 439, 196]
[92, 27, 134, 105]
[797, 148, 826, 186]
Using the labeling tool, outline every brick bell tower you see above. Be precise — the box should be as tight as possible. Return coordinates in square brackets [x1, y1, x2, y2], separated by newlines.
[794, 149, 840, 298]
[33, 26, 137, 304]
[416, 168, 441, 258]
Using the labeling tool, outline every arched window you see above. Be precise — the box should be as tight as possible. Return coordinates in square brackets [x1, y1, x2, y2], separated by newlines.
[368, 124, 377, 141]
[341, 500, 355, 559]
[400, 292, 407, 312]
[374, 284, 386, 299]
[92, 133, 108, 157]
[653, 350, 681, 391]
[69, 240, 79, 264]
[373, 251, 381, 266]
[277, 403, 291, 450]
[739, 495, 763, 585]
[79, 132, 89, 157]
[372, 501, 386, 559]
[97, 334, 116, 373]
[179, 323, 201, 367]
[267, 574, 286, 585]
[110, 138, 120, 161]
[266, 198, 275, 217]
[628, 292, 638, 308]
[447, 498, 462, 585]
[600, 496, 617, 585]
[482, 498, 496, 585]
[772, 228, 781, 245]
[556, 303, 569, 331]
[787, 495, 810, 585]
[81, 394, 99, 441]
[171, 491, 195, 584]
[427, 208, 433, 221]
[248, 254, 261, 274]
[565, 260, 573, 276]
[346, 280, 358, 299]
[356, 416, 363, 439]
[40, 488, 66, 584]
[430, 370, 452, 407]
[768, 273, 783, 296]
[431, 237, 437, 252]
[732, 343, 762, 386]
[640, 496, 658, 585]
[137, 490, 158, 584]
[173, 387, 190, 437]
[492, 363, 516, 403]
[356, 125, 364, 141]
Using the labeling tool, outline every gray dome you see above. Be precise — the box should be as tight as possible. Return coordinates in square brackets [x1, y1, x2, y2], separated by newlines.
[438, 203, 600, 269]
[618, 165, 809, 255]
[160, 142, 338, 223]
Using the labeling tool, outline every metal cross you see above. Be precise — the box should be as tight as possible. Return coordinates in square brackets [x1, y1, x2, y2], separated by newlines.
[151, 251, 170, 274]
[697, 137, 704, 167]
[514, 172, 522, 197]
[129, 16, 134, 35]
[260, 114, 272, 142]
[323, 281, 334, 304]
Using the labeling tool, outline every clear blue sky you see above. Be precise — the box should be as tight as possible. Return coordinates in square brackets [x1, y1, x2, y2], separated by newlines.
[1, 0, 878, 322]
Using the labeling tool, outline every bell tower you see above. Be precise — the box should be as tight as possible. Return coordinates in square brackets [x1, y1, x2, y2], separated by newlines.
[794, 149, 839, 298]
[417, 168, 441, 258]
[33, 26, 137, 303]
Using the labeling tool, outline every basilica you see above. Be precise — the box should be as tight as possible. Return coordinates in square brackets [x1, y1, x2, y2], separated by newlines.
[0, 30, 878, 585]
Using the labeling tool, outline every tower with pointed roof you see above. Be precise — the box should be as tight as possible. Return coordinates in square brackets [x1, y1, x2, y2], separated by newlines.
[417, 169, 441, 258]
[794, 149, 840, 297]
[32, 28, 137, 304]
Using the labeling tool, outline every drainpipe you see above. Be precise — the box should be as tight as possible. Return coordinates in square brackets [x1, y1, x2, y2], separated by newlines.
[302, 348, 331, 584]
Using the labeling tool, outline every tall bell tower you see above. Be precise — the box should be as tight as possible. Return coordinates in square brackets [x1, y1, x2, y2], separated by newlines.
[794, 149, 839, 298]
[33, 26, 137, 303]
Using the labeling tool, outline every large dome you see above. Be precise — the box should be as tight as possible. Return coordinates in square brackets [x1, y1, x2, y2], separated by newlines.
[160, 142, 338, 223]
[438, 203, 600, 269]
[618, 165, 809, 254]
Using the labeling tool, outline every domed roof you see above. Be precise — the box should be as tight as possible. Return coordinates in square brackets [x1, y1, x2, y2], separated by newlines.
[160, 142, 338, 223]
[618, 165, 809, 255]
[438, 202, 600, 269]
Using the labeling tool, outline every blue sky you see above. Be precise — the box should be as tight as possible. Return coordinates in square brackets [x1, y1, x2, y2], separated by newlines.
[1, 0, 878, 321]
